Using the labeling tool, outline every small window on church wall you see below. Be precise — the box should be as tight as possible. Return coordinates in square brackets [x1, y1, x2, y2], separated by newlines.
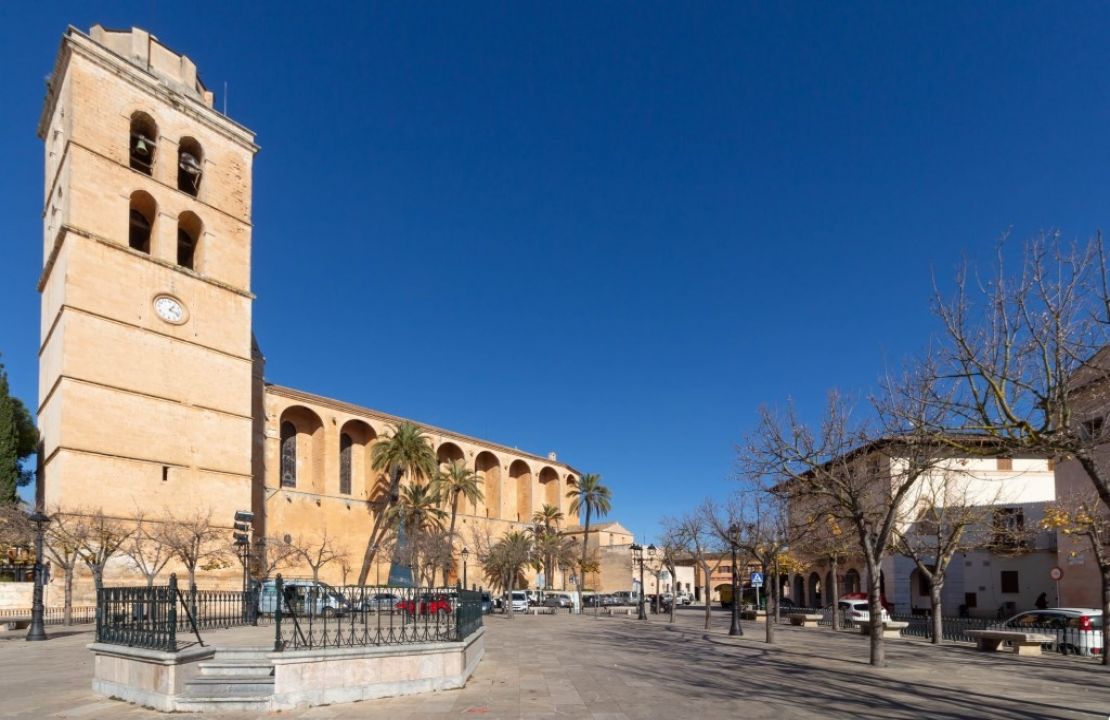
[128, 191, 156, 254]
[129, 112, 157, 175]
[339, 433, 352, 495]
[177, 137, 204, 196]
[177, 211, 202, 270]
[280, 422, 297, 488]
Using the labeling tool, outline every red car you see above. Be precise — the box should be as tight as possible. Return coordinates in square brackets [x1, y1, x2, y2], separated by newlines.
[396, 594, 452, 616]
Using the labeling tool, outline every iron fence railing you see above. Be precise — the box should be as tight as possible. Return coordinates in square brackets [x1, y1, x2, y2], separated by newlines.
[0, 605, 98, 625]
[94, 574, 484, 653]
[271, 576, 484, 651]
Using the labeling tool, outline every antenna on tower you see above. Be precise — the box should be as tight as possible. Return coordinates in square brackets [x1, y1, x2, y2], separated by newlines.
[223, 81, 228, 115]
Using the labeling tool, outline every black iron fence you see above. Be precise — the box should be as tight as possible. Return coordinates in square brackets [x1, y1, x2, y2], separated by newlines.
[271, 577, 484, 651]
[94, 574, 484, 653]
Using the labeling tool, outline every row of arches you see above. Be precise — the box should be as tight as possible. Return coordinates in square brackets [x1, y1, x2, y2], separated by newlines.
[277, 405, 573, 522]
[128, 191, 203, 270]
[129, 111, 204, 196]
[789, 568, 863, 608]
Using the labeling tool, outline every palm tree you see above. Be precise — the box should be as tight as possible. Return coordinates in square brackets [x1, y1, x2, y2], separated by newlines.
[532, 529, 576, 590]
[357, 422, 438, 584]
[532, 504, 564, 534]
[480, 531, 535, 619]
[567, 473, 611, 592]
[388, 482, 447, 580]
[433, 460, 484, 585]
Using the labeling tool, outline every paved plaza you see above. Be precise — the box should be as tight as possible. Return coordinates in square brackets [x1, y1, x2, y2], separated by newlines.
[1, 609, 1108, 719]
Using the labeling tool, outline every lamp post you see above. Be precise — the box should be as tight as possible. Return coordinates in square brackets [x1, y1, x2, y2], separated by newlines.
[26, 509, 49, 642]
[461, 547, 469, 589]
[631, 544, 645, 620]
[728, 523, 743, 637]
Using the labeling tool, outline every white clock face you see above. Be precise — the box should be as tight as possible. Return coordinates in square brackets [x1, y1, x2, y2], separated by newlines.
[153, 295, 187, 324]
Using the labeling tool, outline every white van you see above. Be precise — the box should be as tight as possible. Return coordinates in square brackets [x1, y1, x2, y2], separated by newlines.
[510, 591, 529, 612]
[258, 579, 348, 617]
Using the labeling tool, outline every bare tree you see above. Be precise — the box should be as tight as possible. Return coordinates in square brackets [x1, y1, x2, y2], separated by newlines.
[665, 501, 726, 630]
[160, 509, 229, 590]
[890, 461, 1022, 643]
[44, 511, 83, 625]
[121, 514, 173, 588]
[656, 527, 684, 624]
[725, 486, 801, 644]
[932, 234, 1110, 662]
[251, 536, 299, 581]
[0, 503, 32, 548]
[748, 375, 948, 667]
[290, 529, 348, 584]
[75, 509, 133, 592]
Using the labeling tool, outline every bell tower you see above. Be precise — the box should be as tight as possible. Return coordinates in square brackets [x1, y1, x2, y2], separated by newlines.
[37, 26, 258, 521]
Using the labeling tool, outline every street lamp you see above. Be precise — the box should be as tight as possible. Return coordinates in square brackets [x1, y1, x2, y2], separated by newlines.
[232, 510, 253, 594]
[460, 547, 469, 589]
[728, 523, 743, 637]
[631, 543, 656, 621]
[26, 509, 49, 642]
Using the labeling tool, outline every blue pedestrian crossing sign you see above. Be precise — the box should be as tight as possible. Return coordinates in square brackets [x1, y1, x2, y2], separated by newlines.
[750, 571, 764, 588]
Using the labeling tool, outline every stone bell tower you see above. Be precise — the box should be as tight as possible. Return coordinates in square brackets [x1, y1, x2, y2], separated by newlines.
[36, 25, 258, 522]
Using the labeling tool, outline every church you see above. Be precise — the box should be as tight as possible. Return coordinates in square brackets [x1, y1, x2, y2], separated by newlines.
[35, 25, 587, 594]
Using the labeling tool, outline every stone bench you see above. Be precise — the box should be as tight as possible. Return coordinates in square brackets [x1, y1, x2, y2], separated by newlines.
[603, 606, 637, 616]
[529, 606, 556, 615]
[858, 620, 908, 640]
[740, 610, 767, 622]
[788, 613, 823, 627]
[965, 629, 1055, 656]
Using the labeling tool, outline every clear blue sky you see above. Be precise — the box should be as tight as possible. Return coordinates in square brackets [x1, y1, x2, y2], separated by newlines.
[2, 3, 1108, 540]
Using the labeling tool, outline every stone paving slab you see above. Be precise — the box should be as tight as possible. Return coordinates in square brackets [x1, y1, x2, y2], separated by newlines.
[0, 610, 1108, 718]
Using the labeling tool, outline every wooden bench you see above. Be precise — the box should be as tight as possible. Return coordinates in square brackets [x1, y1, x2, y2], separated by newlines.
[858, 620, 909, 640]
[965, 629, 1055, 656]
[788, 613, 823, 627]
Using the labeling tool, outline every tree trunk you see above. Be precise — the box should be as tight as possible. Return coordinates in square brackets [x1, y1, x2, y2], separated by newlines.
[63, 567, 73, 626]
[929, 581, 943, 645]
[579, 508, 592, 592]
[703, 575, 712, 630]
[830, 556, 841, 631]
[765, 558, 776, 644]
[445, 491, 459, 585]
[357, 467, 402, 585]
[1102, 566, 1110, 666]
[145, 574, 155, 589]
[866, 561, 885, 667]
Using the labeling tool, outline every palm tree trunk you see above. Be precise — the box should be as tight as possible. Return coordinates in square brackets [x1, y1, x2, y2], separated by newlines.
[579, 507, 592, 591]
[445, 490, 459, 586]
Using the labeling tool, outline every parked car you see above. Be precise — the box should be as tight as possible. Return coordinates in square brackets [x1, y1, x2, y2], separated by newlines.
[357, 592, 401, 612]
[526, 590, 540, 606]
[825, 597, 891, 625]
[995, 608, 1104, 656]
[675, 592, 692, 606]
[480, 592, 494, 615]
[611, 591, 635, 605]
[257, 579, 348, 617]
[396, 593, 452, 616]
[543, 592, 574, 608]
[510, 591, 529, 613]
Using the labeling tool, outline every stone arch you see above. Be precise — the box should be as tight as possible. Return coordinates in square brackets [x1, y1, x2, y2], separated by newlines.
[177, 210, 202, 270]
[339, 419, 375, 497]
[538, 467, 560, 509]
[475, 451, 500, 519]
[793, 575, 805, 606]
[177, 136, 204, 195]
[844, 568, 861, 594]
[807, 571, 823, 608]
[509, 460, 532, 522]
[437, 442, 467, 516]
[564, 474, 577, 515]
[128, 190, 156, 254]
[128, 111, 157, 175]
[278, 406, 325, 494]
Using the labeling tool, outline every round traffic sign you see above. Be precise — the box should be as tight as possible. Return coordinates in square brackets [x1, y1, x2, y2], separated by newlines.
[1049, 566, 1063, 581]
